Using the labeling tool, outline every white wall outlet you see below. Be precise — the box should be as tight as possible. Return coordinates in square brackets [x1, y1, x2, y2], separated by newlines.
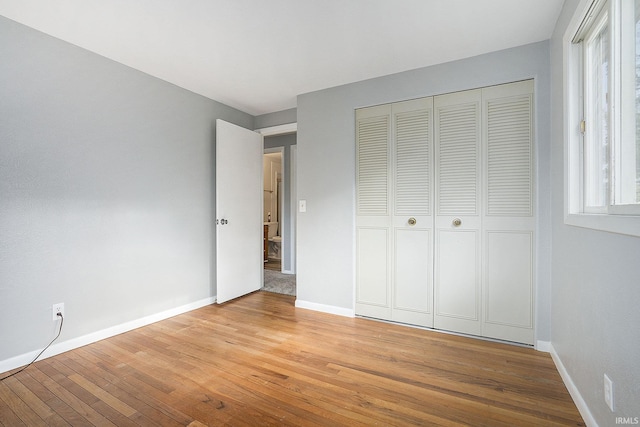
[299, 199, 307, 213]
[52, 303, 64, 321]
[604, 373, 614, 411]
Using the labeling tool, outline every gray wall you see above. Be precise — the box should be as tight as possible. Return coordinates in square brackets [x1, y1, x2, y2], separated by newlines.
[296, 41, 552, 340]
[0, 16, 252, 364]
[550, 1, 640, 424]
[264, 133, 296, 273]
[255, 108, 296, 130]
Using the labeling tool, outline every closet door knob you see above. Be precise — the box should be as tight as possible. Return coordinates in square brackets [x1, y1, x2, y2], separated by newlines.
[408, 217, 417, 226]
[452, 218, 462, 227]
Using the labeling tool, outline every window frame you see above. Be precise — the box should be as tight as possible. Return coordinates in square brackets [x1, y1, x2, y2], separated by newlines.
[582, 3, 609, 213]
[564, 0, 640, 237]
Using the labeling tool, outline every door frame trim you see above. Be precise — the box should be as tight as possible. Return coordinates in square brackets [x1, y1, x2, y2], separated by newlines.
[255, 122, 297, 137]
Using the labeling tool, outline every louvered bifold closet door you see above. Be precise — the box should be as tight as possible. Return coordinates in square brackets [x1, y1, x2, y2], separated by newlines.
[433, 89, 483, 337]
[391, 98, 434, 327]
[355, 104, 392, 320]
[481, 80, 535, 345]
[356, 81, 535, 345]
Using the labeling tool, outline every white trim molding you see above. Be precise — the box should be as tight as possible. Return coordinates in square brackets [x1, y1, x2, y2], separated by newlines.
[0, 296, 216, 374]
[295, 299, 355, 318]
[549, 343, 599, 427]
[535, 340, 551, 352]
[255, 122, 297, 136]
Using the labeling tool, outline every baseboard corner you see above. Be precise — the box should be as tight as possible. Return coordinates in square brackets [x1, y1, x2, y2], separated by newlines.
[535, 340, 551, 352]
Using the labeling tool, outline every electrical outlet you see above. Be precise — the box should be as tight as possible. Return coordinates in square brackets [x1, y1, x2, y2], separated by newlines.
[604, 374, 614, 411]
[52, 303, 64, 321]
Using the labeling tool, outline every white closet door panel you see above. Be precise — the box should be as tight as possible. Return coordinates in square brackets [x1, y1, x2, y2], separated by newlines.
[434, 89, 482, 337]
[390, 98, 434, 327]
[484, 81, 534, 217]
[483, 231, 534, 344]
[356, 228, 390, 312]
[435, 90, 481, 216]
[357, 106, 391, 216]
[356, 105, 392, 320]
[481, 80, 535, 345]
[434, 229, 481, 336]
[393, 228, 432, 327]
[393, 99, 432, 216]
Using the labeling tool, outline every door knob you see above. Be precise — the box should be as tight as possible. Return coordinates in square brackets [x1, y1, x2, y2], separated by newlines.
[452, 218, 462, 227]
[408, 217, 417, 226]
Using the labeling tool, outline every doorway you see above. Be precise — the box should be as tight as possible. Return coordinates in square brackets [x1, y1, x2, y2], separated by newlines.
[263, 149, 284, 272]
[257, 125, 297, 296]
[258, 127, 297, 275]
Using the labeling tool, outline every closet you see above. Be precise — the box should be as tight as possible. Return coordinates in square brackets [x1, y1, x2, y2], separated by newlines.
[355, 80, 534, 345]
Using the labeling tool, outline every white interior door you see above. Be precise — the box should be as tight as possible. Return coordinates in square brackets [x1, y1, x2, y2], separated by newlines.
[216, 119, 263, 304]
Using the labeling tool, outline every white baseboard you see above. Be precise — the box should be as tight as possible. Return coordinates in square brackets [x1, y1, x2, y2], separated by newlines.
[281, 269, 295, 275]
[549, 343, 599, 427]
[536, 340, 551, 352]
[295, 299, 354, 318]
[0, 296, 216, 374]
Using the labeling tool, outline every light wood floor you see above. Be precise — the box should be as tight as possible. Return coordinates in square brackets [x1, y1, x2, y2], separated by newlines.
[0, 292, 584, 426]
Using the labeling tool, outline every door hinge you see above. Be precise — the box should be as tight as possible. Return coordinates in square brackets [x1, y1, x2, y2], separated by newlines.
[580, 120, 586, 134]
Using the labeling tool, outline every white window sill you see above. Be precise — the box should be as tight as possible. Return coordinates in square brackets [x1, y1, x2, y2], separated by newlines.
[565, 213, 640, 237]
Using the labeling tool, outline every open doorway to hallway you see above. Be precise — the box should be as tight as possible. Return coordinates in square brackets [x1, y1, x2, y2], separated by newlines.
[263, 149, 283, 270]
[258, 126, 297, 296]
[261, 131, 296, 275]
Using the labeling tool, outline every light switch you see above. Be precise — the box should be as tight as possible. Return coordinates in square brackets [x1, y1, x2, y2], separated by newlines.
[299, 199, 307, 213]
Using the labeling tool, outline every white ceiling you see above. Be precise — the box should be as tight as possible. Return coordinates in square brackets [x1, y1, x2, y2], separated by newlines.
[0, 0, 564, 116]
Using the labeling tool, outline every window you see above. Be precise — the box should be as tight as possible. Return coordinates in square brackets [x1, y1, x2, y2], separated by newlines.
[582, 2, 610, 211]
[565, 0, 640, 236]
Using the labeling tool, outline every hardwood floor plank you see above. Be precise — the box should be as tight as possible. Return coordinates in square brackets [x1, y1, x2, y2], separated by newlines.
[17, 369, 84, 426]
[182, 354, 376, 426]
[0, 380, 41, 426]
[64, 349, 189, 426]
[100, 336, 287, 425]
[0, 396, 27, 427]
[68, 373, 137, 417]
[26, 363, 114, 427]
[0, 292, 584, 426]
[0, 375, 61, 426]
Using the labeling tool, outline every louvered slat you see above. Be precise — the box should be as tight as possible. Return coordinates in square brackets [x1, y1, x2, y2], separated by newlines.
[487, 96, 532, 216]
[395, 109, 431, 215]
[357, 116, 389, 215]
[437, 103, 478, 215]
